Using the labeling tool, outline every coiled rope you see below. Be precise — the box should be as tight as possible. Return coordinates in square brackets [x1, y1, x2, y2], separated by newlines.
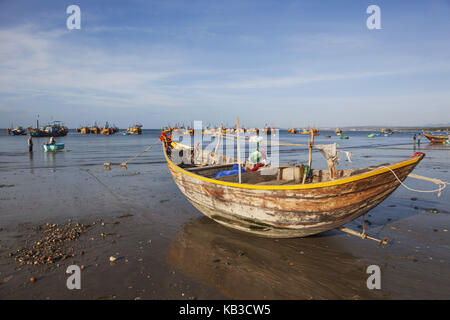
[381, 166, 448, 197]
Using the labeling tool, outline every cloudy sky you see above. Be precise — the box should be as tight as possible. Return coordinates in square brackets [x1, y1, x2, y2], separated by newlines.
[0, 0, 449, 129]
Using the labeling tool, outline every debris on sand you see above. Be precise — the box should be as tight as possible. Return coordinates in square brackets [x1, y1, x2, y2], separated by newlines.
[118, 214, 134, 219]
[9, 222, 91, 267]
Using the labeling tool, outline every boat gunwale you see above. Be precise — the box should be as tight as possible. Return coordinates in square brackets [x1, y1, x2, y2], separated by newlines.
[162, 141, 424, 190]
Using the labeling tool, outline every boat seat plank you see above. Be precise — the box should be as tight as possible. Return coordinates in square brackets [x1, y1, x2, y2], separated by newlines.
[186, 164, 235, 172]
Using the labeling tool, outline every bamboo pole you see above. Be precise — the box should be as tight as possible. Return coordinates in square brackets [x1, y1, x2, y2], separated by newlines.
[338, 227, 388, 246]
[236, 117, 242, 184]
[308, 141, 312, 168]
[304, 130, 314, 184]
[214, 130, 222, 154]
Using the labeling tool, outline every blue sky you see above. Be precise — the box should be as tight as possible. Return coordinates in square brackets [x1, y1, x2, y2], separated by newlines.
[0, 0, 449, 128]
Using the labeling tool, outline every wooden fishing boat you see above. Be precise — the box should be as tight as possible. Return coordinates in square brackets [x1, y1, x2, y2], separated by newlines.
[299, 128, 319, 136]
[100, 122, 119, 135]
[7, 126, 27, 136]
[124, 124, 143, 135]
[43, 143, 65, 152]
[76, 127, 91, 134]
[423, 132, 449, 144]
[28, 121, 68, 137]
[160, 133, 425, 238]
[89, 126, 102, 134]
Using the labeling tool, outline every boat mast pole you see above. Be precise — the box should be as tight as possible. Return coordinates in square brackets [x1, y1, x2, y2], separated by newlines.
[308, 130, 313, 168]
[237, 117, 242, 184]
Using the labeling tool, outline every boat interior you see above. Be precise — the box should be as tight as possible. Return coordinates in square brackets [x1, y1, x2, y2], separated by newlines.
[179, 162, 392, 185]
[168, 142, 391, 185]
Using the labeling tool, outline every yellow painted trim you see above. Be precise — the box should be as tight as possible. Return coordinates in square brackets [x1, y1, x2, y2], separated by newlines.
[162, 142, 422, 190]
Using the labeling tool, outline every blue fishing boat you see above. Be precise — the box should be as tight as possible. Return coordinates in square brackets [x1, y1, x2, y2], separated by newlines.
[43, 143, 65, 152]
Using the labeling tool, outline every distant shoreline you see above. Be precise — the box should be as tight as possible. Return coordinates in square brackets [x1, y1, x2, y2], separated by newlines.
[1, 126, 449, 132]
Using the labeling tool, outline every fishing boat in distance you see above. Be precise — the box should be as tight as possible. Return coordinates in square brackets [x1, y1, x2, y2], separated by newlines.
[28, 121, 68, 137]
[159, 131, 425, 238]
[380, 128, 393, 135]
[423, 132, 449, 144]
[90, 124, 102, 134]
[299, 128, 319, 136]
[76, 126, 91, 134]
[6, 126, 27, 136]
[101, 122, 119, 135]
[124, 124, 143, 135]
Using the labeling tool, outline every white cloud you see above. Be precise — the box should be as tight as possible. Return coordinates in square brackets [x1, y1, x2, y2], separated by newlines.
[1, 24, 450, 128]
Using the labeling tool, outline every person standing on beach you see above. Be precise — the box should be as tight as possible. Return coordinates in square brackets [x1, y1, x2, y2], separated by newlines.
[413, 134, 416, 145]
[27, 135, 33, 152]
[418, 133, 421, 146]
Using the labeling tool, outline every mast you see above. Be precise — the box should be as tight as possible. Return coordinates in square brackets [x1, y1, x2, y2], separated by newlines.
[237, 117, 242, 184]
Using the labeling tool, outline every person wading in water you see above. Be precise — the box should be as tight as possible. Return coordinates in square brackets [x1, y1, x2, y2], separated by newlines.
[28, 135, 33, 152]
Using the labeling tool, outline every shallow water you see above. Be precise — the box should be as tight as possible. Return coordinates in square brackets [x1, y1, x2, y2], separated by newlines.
[0, 129, 449, 299]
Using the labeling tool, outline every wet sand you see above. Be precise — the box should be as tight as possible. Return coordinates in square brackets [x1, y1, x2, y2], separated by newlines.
[0, 135, 449, 299]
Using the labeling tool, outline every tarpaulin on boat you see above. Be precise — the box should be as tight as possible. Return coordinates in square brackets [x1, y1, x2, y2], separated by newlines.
[214, 164, 247, 178]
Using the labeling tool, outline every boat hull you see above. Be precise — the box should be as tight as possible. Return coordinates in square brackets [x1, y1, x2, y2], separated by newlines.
[29, 130, 68, 137]
[163, 145, 424, 238]
[423, 133, 448, 144]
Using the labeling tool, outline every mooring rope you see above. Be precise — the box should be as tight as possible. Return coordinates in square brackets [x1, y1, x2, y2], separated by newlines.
[104, 138, 160, 167]
[80, 168, 126, 202]
[381, 166, 448, 197]
[119, 139, 160, 166]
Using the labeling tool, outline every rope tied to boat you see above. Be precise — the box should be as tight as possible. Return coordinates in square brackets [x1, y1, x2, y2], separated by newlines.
[120, 139, 160, 167]
[104, 138, 160, 168]
[381, 166, 448, 197]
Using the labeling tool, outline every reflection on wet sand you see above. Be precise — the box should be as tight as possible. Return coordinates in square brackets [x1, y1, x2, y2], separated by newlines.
[168, 217, 382, 299]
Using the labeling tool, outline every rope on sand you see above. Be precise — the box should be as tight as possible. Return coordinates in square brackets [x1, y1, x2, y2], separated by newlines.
[382, 166, 448, 197]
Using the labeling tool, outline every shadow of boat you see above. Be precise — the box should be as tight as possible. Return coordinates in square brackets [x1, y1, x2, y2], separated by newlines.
[167, 217, 382, 299]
